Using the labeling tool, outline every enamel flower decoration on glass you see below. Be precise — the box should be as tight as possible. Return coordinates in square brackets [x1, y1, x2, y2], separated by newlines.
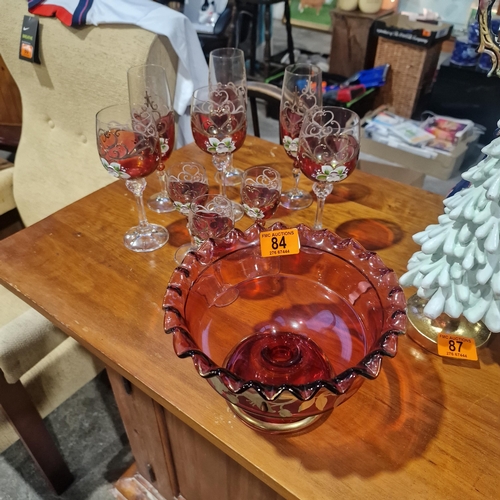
[282, 136, 299, 157]
[207, 137, 236, 154]
[315, 164, 348, 183]
[173, 201, 190, 215]
[193, 235, 205, 247]
[101, 158, 130, 179]
[242, 204, 265, 220]
[160, 138, 169, 155]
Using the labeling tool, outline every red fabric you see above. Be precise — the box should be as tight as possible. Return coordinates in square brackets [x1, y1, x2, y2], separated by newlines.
[29, 4, 73, 26]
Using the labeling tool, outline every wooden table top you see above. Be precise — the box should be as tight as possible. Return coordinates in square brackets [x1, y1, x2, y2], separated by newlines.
[1, 137, 499, 500]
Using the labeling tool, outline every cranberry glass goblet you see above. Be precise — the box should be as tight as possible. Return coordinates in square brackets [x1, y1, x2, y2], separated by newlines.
[190, 85, 246, 220]
[279, 63, 322, 211]
[166, 161, 209, 264]
[96, 103, 169, 252]
[164, 223, 406, 433]
[240, 166, 281, 222]
[209, 47, 247, 187]
[188, 193, 235, 248]
[128, 64, 176, 213]
[297, 106, 360, 230]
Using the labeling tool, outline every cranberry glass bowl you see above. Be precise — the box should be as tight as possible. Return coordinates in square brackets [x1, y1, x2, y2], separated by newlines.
[163, 223, 406, 433]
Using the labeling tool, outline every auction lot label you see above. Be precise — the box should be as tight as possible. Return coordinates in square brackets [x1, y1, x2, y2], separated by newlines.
[437, 333, 478, 361]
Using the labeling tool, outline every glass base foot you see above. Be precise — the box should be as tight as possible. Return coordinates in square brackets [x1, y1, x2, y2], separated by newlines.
[232, 201, 244, 222]
[213, 286, 239, 308]
[215, 168, 243, 186]
[280, 189, 313, 210]
[174, 243, 195, 265]
[407, 294, 492, 355]
[147, 191, 175, 213]
[228, 402, 322, 434]
[124, 224, 169, 253]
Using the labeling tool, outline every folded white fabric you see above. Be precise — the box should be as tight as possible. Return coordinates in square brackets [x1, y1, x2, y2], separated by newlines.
[0, 308, 67, 383]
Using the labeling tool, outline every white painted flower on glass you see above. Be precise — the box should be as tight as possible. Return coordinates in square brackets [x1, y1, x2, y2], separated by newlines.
[207, 137, 236, 154]
[160, 138, 169, 155]
[282, 136, 298, 157]
[315, 164, 348, 183]
[193, 235, 204, 247]
[243, 204, 265, 220]
[100, 158, 130, 179]
[173, 201, 190, 215]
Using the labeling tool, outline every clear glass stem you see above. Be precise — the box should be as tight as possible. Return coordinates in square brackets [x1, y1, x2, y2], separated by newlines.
[312, 182, 333, 230]
[226, 153, 235, 174]
[212, 153, 230, 197]
[157, 169, 168, 195]
[187, 221, 197, 248]
[126, 178, 149, 227]
[291, 160, 302, 195]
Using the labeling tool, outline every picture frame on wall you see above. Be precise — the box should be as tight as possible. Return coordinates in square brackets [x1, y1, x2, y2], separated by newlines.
[287, 0, 336, 32]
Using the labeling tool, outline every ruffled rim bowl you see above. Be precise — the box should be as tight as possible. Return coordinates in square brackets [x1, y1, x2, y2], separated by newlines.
[163, 222, 406, 402]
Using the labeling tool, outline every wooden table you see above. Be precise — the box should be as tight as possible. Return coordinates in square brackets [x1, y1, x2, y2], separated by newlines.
[0, 137, 499, 500]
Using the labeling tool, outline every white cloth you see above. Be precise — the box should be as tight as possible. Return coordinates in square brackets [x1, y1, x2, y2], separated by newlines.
[29, 0, 208, 144]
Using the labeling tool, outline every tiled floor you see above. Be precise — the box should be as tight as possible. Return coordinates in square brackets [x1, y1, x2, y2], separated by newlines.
[0, 18, 485, 500]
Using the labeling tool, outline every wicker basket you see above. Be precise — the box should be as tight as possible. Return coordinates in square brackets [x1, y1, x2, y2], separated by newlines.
[373, 37, 442, 118]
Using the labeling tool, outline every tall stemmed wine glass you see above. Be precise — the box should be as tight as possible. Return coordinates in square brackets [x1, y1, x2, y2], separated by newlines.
[96, 103, 169, 252]
[190, 85, 246, 219]
[297, 106, 360, 230]
[280, 63, 322, 210]
[209, 47, 247, 187]
[128, 64, 176, 213]
[166, 161, 209, 264]
[240, 166, 281, 223]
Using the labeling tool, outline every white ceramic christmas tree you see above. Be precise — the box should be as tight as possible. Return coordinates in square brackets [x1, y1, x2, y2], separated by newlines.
[400, 136, 500, 336]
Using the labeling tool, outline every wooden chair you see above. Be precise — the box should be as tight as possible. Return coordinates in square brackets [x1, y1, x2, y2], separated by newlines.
[0, 2, 178, 494]
[247, 81, 282, 138]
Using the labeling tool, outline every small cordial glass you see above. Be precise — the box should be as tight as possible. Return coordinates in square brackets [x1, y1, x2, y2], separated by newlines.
[166, 161, 209, 264]
[240, 166, 281, 222]
[188, 193, 235, 248]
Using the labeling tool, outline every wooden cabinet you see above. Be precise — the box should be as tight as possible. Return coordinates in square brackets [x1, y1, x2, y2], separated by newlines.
[329, 7, 393, 77]
[108, 368, 284, 500]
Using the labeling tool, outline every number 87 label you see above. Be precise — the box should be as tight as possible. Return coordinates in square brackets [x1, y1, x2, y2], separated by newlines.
[260, 228, 300, 257]
[437, 333, 478, 361]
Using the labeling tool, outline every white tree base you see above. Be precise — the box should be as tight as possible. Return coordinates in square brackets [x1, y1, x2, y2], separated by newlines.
[407, 294, 491, 355]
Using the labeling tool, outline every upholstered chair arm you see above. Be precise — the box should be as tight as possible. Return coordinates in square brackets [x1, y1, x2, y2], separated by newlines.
[0, 309, 67, 384]
[0, 165, 15, 216]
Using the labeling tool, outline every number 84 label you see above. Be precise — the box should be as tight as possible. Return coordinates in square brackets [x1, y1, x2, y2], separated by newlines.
[437, 333, 478, 361]
[260, 228, 300, 257]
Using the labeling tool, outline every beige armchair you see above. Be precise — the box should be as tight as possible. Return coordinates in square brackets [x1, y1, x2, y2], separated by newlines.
[0, 2, 178, 493]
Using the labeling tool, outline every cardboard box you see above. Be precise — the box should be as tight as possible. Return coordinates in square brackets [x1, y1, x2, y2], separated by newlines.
[373, 14, 452, 48]
[360, 129, 480, 180]
[358, 159, 425, 188]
